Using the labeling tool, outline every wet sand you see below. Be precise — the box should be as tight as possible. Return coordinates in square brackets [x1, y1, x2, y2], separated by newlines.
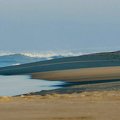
[32, 66, 120, 82]
[0, 91, 120, 120]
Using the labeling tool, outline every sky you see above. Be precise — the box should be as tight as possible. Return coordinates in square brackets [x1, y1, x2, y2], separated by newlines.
[0, 0, 120, 53]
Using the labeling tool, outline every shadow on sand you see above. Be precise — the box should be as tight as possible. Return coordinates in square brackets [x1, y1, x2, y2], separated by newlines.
[21, 79, 120, 96]
[53, 79, 120, 87]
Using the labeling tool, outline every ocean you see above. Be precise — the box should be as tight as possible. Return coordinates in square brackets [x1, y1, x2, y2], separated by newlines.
[0, 51, 81, 96]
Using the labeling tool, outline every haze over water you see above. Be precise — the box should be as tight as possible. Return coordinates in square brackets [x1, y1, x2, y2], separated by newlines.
[0, 0, 120, 52]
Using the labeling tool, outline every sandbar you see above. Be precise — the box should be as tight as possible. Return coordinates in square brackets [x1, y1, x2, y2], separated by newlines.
[32, 66, 120, 82]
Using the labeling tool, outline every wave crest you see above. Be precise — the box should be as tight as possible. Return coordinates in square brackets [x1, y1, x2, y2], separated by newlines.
[0, 51, 83, 58]
[22, 51, 83, 58]
[0, 51, 85, 67]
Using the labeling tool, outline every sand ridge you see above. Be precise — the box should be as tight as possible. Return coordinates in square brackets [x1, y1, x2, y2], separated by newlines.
[32, 66, 120, 82]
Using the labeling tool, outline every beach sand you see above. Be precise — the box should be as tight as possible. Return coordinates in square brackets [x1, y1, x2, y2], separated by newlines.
[0, 91, 120, 120]
[1, 66, 120, 120]
[32, 66, 120, 82]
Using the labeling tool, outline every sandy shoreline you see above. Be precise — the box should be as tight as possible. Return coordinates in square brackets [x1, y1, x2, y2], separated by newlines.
[0, 63, 120, 119]
[0, 67, 119, 120]
[0, 66, 120, 120]
[0, 91, 120, 120]
[32, 66, 120, 82]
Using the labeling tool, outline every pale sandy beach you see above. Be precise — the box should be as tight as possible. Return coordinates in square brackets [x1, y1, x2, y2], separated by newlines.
[32, 66, 120, 82]
[0, 91, 120, 120]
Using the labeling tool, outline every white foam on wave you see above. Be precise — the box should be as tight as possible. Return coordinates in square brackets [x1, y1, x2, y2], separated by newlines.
[22, 52, 58, 58]
[22, 51, 83, 58]
[0, 51, 83, 58]
[12, 63, 21, 66]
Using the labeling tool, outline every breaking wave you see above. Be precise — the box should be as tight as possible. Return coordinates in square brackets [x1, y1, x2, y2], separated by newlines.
[0, 51, 83, 58]
[0, 51, 84, 67]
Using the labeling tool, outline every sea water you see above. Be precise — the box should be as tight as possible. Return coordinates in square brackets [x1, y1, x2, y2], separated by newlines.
[0, 75, 63, 96]
[0, 51, 82, 96]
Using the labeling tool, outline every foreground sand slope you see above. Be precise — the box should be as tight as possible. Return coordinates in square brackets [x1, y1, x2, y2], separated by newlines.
[32, 66, 120, 82]
[0, 91, 120, 120]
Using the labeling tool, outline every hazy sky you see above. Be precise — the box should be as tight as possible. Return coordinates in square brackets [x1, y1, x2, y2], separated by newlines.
[0, 0, 120, 52]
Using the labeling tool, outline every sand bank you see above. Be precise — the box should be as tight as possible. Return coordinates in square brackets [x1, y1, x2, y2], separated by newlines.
[0, 91, 120, 120]
[32, 66, 120, 82]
